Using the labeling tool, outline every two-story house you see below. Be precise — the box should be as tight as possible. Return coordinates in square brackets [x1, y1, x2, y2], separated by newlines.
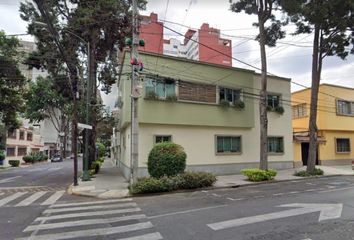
[6, 127, 44, 164]
[292, 84, 354, 167]
[115, 51, 294, 179]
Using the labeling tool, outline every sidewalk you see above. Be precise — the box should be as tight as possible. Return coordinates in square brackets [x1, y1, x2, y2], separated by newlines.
[69, 159, 129, 199]
[70, 163, 354, 199]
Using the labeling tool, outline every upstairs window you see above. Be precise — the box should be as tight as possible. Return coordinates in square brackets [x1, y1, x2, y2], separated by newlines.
[219, 87, 242, 104]
[267, 94, 281, 108]
[292, 104, 307, 119]
[267, 137, 284, 154]
[27, 132, 33, 141]
[7, 130, 16, 139]
[337, 100, 354, 116]
[19, 131, 25, 140]
[336, 138, 350, 153]
[6, 147, 15, 157]
[145, 78, 175, 99]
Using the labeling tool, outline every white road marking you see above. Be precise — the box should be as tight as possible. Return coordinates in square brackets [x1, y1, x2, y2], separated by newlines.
[212, 193, 221, 197]
[148, 205, 228, 219]
[36, 207, 141, 221]
[208, 203, 343, 230]
[319, 186, 354, 193]
[41, 191, 65, 206]
[0, 192, 27, 207]
[44, 202, 137, 214]
[24, 214, 146, 232]
[117, 232, 163, 240]
[0, 176, 22, 184]
[16, 191, 46, 206]
[16, 222, 154, 240]
[273, 193, 284, 196]
[288, 191, 300, 194]
[227, 197, 244, 201]
[50, 198, 132, 208]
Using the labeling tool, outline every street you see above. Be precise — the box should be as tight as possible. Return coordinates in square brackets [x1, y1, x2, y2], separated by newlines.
[1, 161, 354, 240]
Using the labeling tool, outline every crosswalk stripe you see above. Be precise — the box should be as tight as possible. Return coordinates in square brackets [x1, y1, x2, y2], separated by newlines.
[24, 214, 146, 232]
[41, 191, 65, 206]
[16, 222, 154, 240]
[117, 232, 163, 240]
[50, 198, 132, 208]
[36, 207, 141, 221]
[0, 192, 27, 207]
[16, 191, 46, 207]
[44, 202, 137, 214]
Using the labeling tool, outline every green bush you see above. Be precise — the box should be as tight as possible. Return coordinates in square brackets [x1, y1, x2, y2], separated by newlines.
[147, 142, 187, 178]
[294, 168, 324, 177]
[130, 171, 216, 194]
[0, 152, 5, 161]
[23, 155, 33, 163]
[275, 106, 285, 114]
[219, 99, 230, 108]
[165, 95, 177, 102]
[178, 172, 217, 189]
[241, 168, 277, 182]
[8, 160, 20, 167]
[96, 142, 106, 158]
[90, 161, 102, 174]
[234, 100, 245, 109]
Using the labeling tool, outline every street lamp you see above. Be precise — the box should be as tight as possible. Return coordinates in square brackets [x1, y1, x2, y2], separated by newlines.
[33, 21, 91, 181]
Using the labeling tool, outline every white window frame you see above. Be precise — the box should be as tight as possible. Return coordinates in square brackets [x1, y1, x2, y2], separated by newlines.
[335, 138, 351, 153]
[219, 87, 243, 104]
[154, 135, 172, 144]
[267, 136, 284, 154]
[215, 135, 242, 155]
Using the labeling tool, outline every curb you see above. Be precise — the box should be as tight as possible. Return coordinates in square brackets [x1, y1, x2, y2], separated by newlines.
[68, 183, 130, 199]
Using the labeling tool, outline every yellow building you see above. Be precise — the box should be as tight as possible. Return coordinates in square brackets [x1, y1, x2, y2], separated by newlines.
[292, 84, 354, 167]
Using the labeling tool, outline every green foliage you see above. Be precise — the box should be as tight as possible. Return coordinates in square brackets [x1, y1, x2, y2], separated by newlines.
[0, 152, 5, 161]
[219, 99, 230, 108]
[0, 31, 26, 128]
[147, 142, 187, 178]
[96, 142, 106, 158]
[294, 168, 324, 177]
[8, 160, 20, 167]
[234, 100, 245, 109]
[165, 95, 177, 102]
[23, 152, 47, 164]
[130, 172, 217, 194]
[274, 106, 285, 114]
[241, 168, 277, 182]
[23, 155, 33, 163]
[90, 160, 102, 174]
[145, 91, 158, 100]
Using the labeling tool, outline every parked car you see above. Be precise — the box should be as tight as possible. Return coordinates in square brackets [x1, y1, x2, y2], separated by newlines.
[51, 155, 63, 162]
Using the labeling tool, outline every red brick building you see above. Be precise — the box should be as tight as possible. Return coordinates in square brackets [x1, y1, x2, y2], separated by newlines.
[138, 13, 232, 67]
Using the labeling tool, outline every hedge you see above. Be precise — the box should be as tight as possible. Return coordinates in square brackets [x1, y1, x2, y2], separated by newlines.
[147, 142, 186, 178]
[130, 171, 217, 194]
[241, 168, 277, 182]
[9, 160, 20, 167]
[294, 168, 324, 177]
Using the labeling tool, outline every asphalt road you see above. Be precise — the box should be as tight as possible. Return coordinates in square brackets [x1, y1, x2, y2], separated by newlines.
[135, 176, 354, 240]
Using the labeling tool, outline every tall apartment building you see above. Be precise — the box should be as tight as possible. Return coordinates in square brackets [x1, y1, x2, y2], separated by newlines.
[139, 13, 232, 67]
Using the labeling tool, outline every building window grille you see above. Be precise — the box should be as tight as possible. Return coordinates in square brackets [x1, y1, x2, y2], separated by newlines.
[292, 103, 307, 119]
[219, 87, 242, 104]
[216, 136, 241, 154]
[145, 78, 176, 99]
[267, 94, 281, 108]
[267, 137, 284, 153]
[337, 100, 354, 116]
[6, 147, 15, 156]
[155, 135, 172, 144]
[18, 147, 27, 156]
[27, 132, 33, 141]
[336, 138, 350, 153]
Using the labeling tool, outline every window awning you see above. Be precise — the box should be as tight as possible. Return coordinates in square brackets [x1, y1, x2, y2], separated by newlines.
[293, 135, 326, 143]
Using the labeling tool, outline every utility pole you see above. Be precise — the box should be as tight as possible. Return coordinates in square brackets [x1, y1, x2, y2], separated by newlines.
[130, 0, 139, 185]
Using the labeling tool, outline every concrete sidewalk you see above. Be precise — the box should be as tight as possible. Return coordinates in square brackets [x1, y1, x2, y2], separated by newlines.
[70, 162, 354, 199]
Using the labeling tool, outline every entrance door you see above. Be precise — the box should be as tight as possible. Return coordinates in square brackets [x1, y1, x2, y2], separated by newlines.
[301, 142, 319, 165]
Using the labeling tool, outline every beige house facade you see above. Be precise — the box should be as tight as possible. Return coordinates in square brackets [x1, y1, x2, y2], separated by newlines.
[5, 127, 44, 165]
[114, 51, 294, 179]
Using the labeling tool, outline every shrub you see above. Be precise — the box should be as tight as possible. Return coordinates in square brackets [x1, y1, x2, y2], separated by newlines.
[130, 172, 216, 194]
[294, 168, 324, 177]
[145, 91, 158, 100]
[266, 105, 273, 111]
[96, 142, 106, 158]
[90, 161, 102, 174]
[23, 155, 33, 163]
[241, 168, 277, 182]
[0, 152, 5, 161]
[147, 142, 187, 178]
[219, 99, 230, 108]
[8, 160, 20, 167]
[178, 172, 217, 189]
[234, 100, 245, 109]
[275, 106, 285, 114]
[165, 95, 177, 102]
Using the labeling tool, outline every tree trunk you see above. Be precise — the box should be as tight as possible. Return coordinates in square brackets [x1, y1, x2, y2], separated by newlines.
[307, 25, 321, 173]
[88, 41, 97, 167]
[258, 16, 268, 170]
[59, 112, 66, 158]
[62, 115, 67, 158]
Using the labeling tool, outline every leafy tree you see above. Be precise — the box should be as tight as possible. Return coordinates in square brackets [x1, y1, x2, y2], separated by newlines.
[25, 76, 70, 157]
[230, 0, 287, 170]
[0, 31, 26, 152]
[281, 0, 354, 173]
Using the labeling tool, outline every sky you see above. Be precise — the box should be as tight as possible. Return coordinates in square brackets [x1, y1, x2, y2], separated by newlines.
[1, 0, 354, 109]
